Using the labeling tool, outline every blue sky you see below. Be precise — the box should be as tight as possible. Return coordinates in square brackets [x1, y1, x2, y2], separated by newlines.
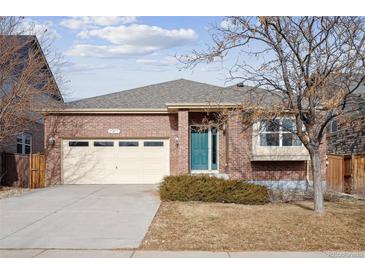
[26, 16, 236, 101]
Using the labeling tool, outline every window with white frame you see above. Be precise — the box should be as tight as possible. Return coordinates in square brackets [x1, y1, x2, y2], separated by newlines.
[260, 119, 302, 147]
[327, 119, 338, 133]
[17, 133, 32, 154]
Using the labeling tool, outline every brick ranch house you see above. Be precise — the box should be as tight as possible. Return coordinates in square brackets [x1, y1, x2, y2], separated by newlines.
[42, 79, 326, 187]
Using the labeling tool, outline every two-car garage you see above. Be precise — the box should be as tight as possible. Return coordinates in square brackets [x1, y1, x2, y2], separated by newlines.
[62, 139, 170, 184]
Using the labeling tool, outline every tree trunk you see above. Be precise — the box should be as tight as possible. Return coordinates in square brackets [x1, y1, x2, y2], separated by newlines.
[310, 148, 325, 214]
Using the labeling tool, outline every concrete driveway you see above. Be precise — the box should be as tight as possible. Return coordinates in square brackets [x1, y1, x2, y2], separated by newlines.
[0, 185, 160, 249]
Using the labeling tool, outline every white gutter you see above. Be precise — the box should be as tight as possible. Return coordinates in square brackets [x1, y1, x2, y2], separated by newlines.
[40, 103, 241, 114]
[165, 102, 239, 111]
[40, 108, 168, 114]
[165, 102, 239, 107]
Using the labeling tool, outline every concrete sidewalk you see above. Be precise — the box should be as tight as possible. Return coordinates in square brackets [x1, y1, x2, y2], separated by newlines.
[1, 249, 364, 258]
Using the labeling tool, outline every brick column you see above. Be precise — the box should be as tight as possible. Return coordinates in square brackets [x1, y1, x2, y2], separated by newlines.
[178, 110, 189, 174]
[227, 113, 252, 179]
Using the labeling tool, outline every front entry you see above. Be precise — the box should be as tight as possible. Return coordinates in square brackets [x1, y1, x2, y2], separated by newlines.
[190, 126, 218, 172]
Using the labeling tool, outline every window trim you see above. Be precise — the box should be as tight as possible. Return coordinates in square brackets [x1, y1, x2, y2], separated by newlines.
[17, 133, 32, 154]
[259, 119, 280, 147]
[328, 119, 338, 133]
[259, 119, 302, 147]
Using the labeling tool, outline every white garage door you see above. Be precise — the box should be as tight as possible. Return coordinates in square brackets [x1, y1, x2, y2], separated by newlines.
[62, 139, 170, 184]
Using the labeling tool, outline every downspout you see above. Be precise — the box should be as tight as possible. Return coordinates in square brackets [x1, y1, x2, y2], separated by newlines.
[224, 122, 229, 175]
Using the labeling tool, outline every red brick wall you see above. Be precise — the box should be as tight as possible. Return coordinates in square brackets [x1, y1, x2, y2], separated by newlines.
[44, 114, 179, 184]
[251, 161, 307, 180]
[227, 113, 253, 178]
[226, 113, 326, 181]
[178, 110, 189, 174]
[45, 111, 326, 185]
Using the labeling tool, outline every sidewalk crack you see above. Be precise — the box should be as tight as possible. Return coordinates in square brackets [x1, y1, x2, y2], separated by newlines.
[32, 249, 47, 258]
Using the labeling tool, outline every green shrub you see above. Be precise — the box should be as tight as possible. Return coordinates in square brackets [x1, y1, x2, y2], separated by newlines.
[160, 175, 269, 205]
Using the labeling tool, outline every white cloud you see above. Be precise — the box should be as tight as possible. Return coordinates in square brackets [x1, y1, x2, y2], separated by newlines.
[21, 19, 61, 41]
[60, 16, 137, 30]
[63, 62, 111, 73]
[91, 16, 136, 26]
[67, 24, 198, 58]
[136, 56, 178, 66]
[78, 24, 197, 46]
[66, 44, 162, 57]
[220, 18, 236, 30]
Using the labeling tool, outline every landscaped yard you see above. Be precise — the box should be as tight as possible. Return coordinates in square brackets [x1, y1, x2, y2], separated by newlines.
[142, 200, 365, 251]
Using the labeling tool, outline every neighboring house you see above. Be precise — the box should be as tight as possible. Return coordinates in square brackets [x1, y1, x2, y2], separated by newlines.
[43, 79, 326, 187]
[326, 86, 365, 155]
[0, 35, 63, 181]
[325, 86, 365, 195]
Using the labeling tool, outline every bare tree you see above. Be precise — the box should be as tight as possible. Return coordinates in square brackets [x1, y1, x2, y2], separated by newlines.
[0, 16, 62, 144]
[181, 16, 365, 214]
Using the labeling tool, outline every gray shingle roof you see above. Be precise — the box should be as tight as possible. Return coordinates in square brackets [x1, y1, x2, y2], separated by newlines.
[66, 79, 264, 109]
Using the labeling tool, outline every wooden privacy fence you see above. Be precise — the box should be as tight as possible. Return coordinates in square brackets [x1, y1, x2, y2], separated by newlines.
[1, 153, 29, 188]
[29, 153, 46, 188]
[352, 155, 365, 195]
[1, 153, 46, 188]
[327, 154, 365, 195]
[327, 155, 345, 192]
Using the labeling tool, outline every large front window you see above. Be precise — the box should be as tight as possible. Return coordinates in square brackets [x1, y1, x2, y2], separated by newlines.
[260, 119, 302, 147]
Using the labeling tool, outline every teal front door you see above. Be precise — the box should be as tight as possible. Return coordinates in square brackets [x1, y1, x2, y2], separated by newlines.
[190, 127, 209, 170]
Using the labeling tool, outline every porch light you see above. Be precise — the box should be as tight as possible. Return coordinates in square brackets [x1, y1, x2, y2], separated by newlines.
[48, 136, 56, 146]
[222, 123, 227, 133]
[175, 137, 179, 145]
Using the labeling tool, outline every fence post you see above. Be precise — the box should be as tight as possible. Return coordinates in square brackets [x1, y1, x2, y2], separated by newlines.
[352, 154, 365, 195]
[28, 154, 31, 188]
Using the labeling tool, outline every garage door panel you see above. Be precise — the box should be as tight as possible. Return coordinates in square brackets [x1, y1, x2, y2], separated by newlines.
[141, 152, 169, 159]
[62, 139, 169, 184]
[143, 162, 168, 169]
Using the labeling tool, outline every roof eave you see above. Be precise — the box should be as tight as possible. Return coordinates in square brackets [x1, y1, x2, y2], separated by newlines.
[40, 108, 169, 114]
[41, 103, 242, 114]
[165, 102, 239, 112]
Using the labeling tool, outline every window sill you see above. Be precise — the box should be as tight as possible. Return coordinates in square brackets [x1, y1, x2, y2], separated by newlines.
[251, 154, 310, 161]
[191, 170, 219, 174]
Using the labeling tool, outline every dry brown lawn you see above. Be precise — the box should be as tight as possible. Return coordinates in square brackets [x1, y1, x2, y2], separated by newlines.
[0, 186, 32, 199]
[141, 200, 365, 251]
